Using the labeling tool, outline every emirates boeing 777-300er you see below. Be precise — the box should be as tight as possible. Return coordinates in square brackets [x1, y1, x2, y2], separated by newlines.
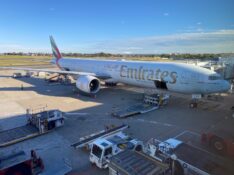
[1, 36, 231, 103]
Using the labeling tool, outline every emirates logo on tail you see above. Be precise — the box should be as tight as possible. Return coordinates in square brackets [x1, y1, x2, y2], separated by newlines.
[49, 36, 62, 69]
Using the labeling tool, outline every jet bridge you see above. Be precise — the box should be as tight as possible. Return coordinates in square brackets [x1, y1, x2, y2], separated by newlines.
[212, 57, 234, 80]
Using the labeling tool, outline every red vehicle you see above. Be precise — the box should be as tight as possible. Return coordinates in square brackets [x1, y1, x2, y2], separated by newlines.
[0, 150, 44, 175]
[201, 130, 234, 157]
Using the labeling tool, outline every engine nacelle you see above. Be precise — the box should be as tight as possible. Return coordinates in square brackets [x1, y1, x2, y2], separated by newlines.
[76, 75, 100, 94]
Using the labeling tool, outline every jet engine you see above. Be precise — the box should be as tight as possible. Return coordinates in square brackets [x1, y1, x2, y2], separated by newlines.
[76, 75, 100, 94]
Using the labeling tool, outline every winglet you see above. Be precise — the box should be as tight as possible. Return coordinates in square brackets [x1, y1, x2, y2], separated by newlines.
[50, 36, 62, 60]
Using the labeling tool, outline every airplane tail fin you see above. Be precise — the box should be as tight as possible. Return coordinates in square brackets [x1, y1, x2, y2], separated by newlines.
[49, 36, 62, 60]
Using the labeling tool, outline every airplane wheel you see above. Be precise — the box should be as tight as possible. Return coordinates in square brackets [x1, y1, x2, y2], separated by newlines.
[105, 82, 117, 86]
[189, 102, 197, 108]
[210, 136, 226, 154]
[190, 103, 194, 108]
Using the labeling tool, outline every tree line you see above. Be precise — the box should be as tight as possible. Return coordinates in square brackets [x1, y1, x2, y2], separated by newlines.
[2, 52, 233, 60]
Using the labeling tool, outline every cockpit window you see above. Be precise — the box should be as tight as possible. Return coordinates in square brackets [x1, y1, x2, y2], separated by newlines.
[208, 75, 221, 80]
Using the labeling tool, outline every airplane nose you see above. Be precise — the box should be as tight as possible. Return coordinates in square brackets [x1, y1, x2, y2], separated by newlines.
[223, 80, 231, 92]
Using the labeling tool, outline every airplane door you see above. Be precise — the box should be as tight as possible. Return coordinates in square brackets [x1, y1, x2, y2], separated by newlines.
[154, 80, 168, 90]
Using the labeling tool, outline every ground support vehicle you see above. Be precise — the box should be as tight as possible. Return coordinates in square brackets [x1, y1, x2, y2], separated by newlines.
[108, 150, 170, 175]
[0, 150, 44, 175]
[146, 138, 234, 175]
[72, 124, 143, 169]
[0, 108, 64, 147]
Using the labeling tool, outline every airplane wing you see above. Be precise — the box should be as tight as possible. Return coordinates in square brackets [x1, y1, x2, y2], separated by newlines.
[0, 66, 111, 80]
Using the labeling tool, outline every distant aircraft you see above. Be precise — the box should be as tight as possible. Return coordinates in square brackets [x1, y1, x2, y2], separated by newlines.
[0, 36, 231, 106]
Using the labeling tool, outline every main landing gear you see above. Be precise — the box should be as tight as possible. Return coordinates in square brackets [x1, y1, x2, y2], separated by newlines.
[105, 82, 117, 87]
[189, 94, 202, 108]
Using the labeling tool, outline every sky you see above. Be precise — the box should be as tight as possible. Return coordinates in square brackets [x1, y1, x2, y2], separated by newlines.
[0, 0, 234, 54]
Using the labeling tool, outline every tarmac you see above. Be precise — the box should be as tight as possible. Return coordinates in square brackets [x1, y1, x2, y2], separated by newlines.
[0, 69, 234, 175]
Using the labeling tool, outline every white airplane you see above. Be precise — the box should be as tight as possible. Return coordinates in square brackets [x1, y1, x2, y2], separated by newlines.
[0, 36, 231, 103]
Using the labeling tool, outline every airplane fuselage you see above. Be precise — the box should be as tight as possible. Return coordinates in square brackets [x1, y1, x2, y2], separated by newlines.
[56, 58, 230, 94]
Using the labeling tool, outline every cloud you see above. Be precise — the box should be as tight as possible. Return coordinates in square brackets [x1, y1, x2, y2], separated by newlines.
[0, 43, 50, 53]
[197, 22, 202, 25]
[163, 13, 169, 16]
[0, 44, 26, 52]
[69, 30, 234, 54]
[196, 28, 203, 32]
[1, 30, 234, 54]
